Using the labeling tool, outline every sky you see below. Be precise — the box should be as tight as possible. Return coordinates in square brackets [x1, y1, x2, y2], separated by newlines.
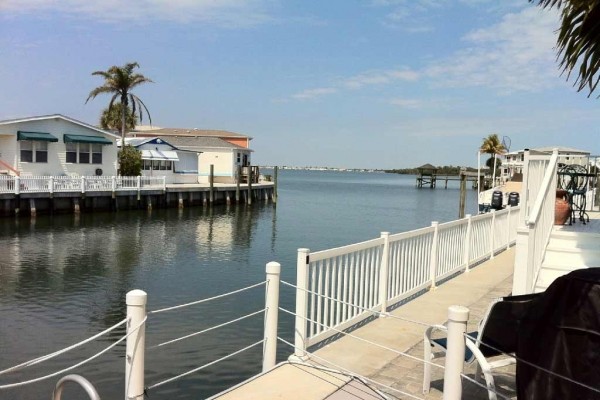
[1, 0, 599, 169]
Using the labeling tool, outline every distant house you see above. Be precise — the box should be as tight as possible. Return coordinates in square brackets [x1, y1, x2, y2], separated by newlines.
[121, 137, 201, 184]
[132, 126, 253, 184]
[0, 114, 118, 177]
[500, 146, 590, 182]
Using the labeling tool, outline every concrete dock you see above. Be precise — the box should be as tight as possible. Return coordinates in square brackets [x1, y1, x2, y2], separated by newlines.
[212, 249, 517, 399]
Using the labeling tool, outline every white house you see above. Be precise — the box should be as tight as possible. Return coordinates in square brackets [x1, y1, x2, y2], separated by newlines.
[499, 146, 590, 182]
[122, 137, 201, 184]
[0, 114, 118, 177]
[131, 127, 254, 184]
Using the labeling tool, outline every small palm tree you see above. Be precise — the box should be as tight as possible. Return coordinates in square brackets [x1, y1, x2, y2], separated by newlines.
[100, 102, 138, 132]
[86, 62, 153, 143]
[532, 0, 600, 96]
[480, 134, 506, 187]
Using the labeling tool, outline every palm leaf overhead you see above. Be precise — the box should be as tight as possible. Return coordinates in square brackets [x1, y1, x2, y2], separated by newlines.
[532, 0, 600, 96]
[86, 62, 153, 142]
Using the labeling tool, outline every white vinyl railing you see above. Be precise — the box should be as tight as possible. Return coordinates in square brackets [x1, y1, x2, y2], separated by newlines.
[0, 176, 166, 195]
[295, 206, 520, 350]
[513, 149, 558, 295]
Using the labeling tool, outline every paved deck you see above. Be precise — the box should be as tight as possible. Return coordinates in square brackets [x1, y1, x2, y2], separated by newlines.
[554, 210, 600, 235]
[213, 248, 517, 399]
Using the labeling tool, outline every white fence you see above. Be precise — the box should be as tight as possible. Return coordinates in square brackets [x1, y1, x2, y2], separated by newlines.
[513, 149, 558, 295]
[0, 176, 166, 195]
[295, 206, 521, 350]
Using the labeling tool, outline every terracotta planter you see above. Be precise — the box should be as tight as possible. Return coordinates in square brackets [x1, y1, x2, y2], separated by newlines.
[555, 189, 570, 225]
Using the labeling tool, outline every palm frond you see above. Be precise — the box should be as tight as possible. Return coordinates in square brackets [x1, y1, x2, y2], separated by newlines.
[86, 86, 116, 103]
[131, 94, 152, 125]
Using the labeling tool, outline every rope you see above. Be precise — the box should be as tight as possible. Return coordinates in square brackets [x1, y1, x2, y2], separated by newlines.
[0, 317, 146, 390]
[146, 339, 264, 390]
[277, 336, 424, 400]
[460, 373, 513, 400]
[466, 334, 600, 396]
[0, 318, 127, 377]
[278, 307, 444, 370]
[280, 280, 433, 328]
[149, 281, 266, 314]
[149, 309, 265, 349]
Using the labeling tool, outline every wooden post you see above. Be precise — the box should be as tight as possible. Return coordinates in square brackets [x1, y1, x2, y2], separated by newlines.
[458, 172, 467, 219]
[445, 177, 448, 189]
[236, 165, 241, 203]
[247, 166, 253, 205]
[29, 198, 36, 217]
[178, 192, 184, 209]
[209, 164, 214, 204]
[273, 166, 278, 204]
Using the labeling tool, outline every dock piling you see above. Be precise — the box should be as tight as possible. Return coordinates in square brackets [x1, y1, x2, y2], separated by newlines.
[125, 290, 147, 400]
[247, 166, 253, 205]
[236, 166, 241, 203]
[442, 305, 469, 400]
[273, 166, 278, 203]
[209, 164, 214, 204]
[263, 262, 281, 372]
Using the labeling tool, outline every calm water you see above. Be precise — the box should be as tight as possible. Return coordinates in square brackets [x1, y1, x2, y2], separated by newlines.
[0, 170, 478, 399]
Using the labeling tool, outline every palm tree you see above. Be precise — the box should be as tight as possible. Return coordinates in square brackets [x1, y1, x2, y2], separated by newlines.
[480, 134, 506, 187]
[532, 0, 600, 96]
[100, 102, 138, 132]
[86, 62, 153, 143]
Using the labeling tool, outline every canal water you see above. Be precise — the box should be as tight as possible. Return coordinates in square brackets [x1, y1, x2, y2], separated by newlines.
[0, 170, 478, 399]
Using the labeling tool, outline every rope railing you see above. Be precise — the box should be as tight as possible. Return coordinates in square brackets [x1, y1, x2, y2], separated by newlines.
[280, 279, 433, 328]
[149, 309, 266, 349]
[467, 334, 600, 396]
[146, 339, 265, 391]
[0, 318, 127, 377]
[277, 336, 424, 400]
[148, 281, 266, 315]
[459, 373, 513, 400]
[0, 317, 146, 390]
[278, 307, 444, 370]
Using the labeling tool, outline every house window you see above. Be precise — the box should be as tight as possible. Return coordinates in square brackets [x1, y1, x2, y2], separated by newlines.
[66, 143, 78, 163]
[20, 141, 33, 162]
[152, 160, 159, 170]
[142, 160, 151, 170]
[79, 144, 90, 164]
[160, 160, 167, 170]
[237, 152, 241, 163]
[92, 144, 103, 164]
[20, 141, 49, 163]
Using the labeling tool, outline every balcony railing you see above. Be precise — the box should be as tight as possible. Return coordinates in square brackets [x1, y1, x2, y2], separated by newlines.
[0, 176, 166, 195]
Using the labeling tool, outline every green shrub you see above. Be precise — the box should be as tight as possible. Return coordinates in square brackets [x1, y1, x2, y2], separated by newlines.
[119, 145, 142, 176]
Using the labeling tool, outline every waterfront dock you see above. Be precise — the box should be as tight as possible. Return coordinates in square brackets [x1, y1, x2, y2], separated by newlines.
[0, 176, 275, 216]
[211, 249, 516, 400]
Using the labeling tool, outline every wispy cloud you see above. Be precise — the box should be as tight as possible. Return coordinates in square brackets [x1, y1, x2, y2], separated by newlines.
[389, 98, 423, 109]
[291, 87, 337, 100]
[343, 68, 419, 89]
[425, 7, 560, 93]
[0, 0, 274, 27]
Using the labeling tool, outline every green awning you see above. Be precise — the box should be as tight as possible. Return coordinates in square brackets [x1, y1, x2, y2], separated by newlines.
[64, 134, 113, 145]
[17, 131, 59, 142]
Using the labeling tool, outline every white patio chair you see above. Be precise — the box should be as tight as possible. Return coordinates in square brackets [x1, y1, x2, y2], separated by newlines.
[423, 294, 540, 400]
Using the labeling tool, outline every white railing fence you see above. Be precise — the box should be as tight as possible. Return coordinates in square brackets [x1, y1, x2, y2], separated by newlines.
[513, 149, 558, 295]
[0, 176, 166, 195]
[294, 206, 521, 353]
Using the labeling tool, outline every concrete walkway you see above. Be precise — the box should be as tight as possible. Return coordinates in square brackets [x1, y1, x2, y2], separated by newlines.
[212, 248, 517, 399]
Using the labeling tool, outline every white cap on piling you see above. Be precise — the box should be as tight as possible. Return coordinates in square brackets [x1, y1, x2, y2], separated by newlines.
[447, 305, 469, 322]
[266, 261, 281, 274]
[126, 289, 147, 306]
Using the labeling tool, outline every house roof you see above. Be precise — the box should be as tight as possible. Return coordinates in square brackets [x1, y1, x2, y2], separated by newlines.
[155, 136, 253, 152]
[133, 126, 252, 140]
[0, 114, 120, 139]
[533, 146, 590, 155]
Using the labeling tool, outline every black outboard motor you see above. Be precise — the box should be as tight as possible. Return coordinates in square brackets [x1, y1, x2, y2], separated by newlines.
[491, 190, 504, 210]
[508, 192, 520, 207]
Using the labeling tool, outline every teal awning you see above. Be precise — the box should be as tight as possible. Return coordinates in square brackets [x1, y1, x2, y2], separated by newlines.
[17, 131, 59, 142]
[64, 134, 113, 145]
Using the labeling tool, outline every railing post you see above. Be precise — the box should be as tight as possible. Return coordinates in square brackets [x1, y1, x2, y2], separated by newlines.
[512, 226, 530, 295]
[15, 176, 20, 195]
[464, 214, 472, 272]
[442, 305, 469, 400]
[137, 176, 141, 189]
[379, 232, 390, 314]
[293, 248, 310, 360]
[112, 176, 117, 192]
[49, 176, 54, 194]
[81, 176, 85, 194]
[521, 149, 531, 225]
[162, 177, 166, 191]
[263, 261, 281, 372]
[489, 210, 496, 259]
[506, 206, 511, 250]
[429, 222, 439, 289]
[125, 290, 147, 400]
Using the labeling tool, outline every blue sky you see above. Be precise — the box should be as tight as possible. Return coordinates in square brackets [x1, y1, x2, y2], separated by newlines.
[1, 0, 599, 168]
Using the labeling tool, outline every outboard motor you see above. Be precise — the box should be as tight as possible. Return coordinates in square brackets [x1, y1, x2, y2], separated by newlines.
[508, 192, 520, 207]
[491, 190, 504, 210]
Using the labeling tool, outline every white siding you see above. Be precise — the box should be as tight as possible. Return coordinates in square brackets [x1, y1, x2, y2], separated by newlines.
[0, 118, 118, 176]
[199, 150, 235, 183]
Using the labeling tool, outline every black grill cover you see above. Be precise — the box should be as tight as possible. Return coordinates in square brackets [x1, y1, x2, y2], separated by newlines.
[516, 269, 600, 400]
